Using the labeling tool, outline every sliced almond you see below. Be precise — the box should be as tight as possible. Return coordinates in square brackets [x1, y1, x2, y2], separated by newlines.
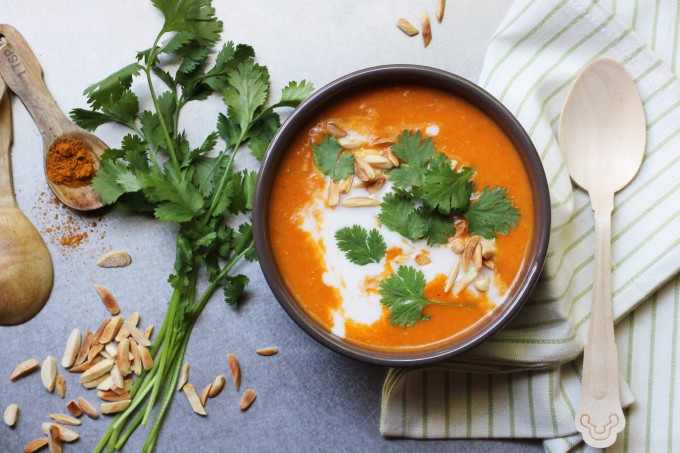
[73, 331, 93, 367]
[420, 11, 432, 47]
[342, 197, 380, 208]
[87, 344, 105, 364]
[41, 356, 57, 393]
[117, 339, 131, 376]
[326, 121, 347, 137]
[368, 136, 394, 147]
[452, 267, 479, 296]
[391, 253, 411, 266]
[352, 178, 366, 189]
[129, 339, 142, 376]
[42, 423, 78, 442]
[65, 401, 83, 418]
[239, 389, 257, 411]
[56, 375, 66, 399]
[94, 284, 120, 315]
[24, 437, 49, 453]
[200, 384, 212, 406]
[138, 345, 153, 371]
[100, 400, 131, 415]
[97, 390, 131, 402]
[126, 312, 140, 327]
[436, 0, 446, 22]
[61, 329, 81, 369]
[461, 235, 480, 270]
[385, 148, 400, 167]
[104, 342, 118, 358]
[100, 351, 113, 360]
[110, 365, 124, 389]
[96, 250, 132, 268]
[3, 403, 18, 427]
[228, 354, 241, 391]
[10, 358, 40, 381]
[177, 363, 190, 391]
[49, 414, 81, 426]
[328, 180, 340, 207]
[338, 174, 353, 194]
[255, 347, 279, 356]
[363, 154, 393, 168]
[474, 243, 483, 270]
[414, 253, 431, 266]
[481, 239, 496, 259]
[337, 137, 364, 149]
[144, 325, 154, 340]
[397, 18, 419, 37]
[126, 322, 151, 347]
[354, 155, 376, 181]
[474, 276, 490, 292]
[114, 324, 131, 343]
[122, 378, 133, 393]
[208, 375, 225, 398]
[99, 316, 123, 344]
[483, 259, 496, 270]
[82, 374, 109, 389]
[71, 356, 101, 374]
[454, 219, 467, 238]
[365, 175, 386, 195]
[182, 384, 206, 416]
[77, 397, 98, 419]
[444, 256, 461, 293]
[97, 375, 115, 391]
[48, 424, 62, 453]
[448, 237, 465, 254]
[79, 358, 114, 384]
[91, 318, 110, 345]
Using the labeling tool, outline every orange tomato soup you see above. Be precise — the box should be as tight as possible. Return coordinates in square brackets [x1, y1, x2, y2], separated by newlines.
[269, 84, 534, 352]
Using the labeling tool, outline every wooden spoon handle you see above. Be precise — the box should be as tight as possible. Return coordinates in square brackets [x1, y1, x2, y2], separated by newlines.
[575, 204, 625, 448]
[0, 24, 69, 143]
[0, 81, 15, 207]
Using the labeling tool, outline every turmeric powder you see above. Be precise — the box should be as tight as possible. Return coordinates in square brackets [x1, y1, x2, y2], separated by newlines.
[46, 138, 97, 188]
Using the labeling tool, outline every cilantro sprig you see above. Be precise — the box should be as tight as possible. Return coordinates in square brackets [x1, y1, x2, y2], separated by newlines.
[464, 186, 520, 239]
[313, 134, 355, 181]
[70, 1, 313, 451]
[335, 225, 387, 265]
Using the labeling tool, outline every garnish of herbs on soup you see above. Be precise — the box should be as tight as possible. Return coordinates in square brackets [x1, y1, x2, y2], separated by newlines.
[269, 85, 534, 351]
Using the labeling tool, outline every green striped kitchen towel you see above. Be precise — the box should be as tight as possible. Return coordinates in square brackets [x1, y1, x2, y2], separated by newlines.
[380, 0, 680, 451]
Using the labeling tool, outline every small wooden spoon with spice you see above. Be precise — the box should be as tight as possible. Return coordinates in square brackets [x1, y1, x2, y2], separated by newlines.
[0, 24, 104, 211]
[0, 78, 54, 326]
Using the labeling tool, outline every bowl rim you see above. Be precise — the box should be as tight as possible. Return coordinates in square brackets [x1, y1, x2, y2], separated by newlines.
[252, 64, 550, 367]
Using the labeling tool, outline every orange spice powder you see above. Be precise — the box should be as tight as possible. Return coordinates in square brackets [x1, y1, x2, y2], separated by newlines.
[46, 138, 97, 187]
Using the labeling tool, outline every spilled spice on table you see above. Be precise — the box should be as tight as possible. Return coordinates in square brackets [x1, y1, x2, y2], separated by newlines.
[46, 138, 97, 187]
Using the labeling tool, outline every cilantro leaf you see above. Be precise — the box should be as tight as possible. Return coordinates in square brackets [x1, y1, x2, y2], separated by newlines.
[277, 80, 315, 107]
[152, 0, 223, 46]
[378, 192, 428, 242]
[223, 274, 249, 307]
[248, 111, 281, 160]
[464, 186, 520, 239]
[312, 134, 355, 181]
[418, 206, 456, 246]
[222, 59, 270, 133]
[379, 266, 431, 327]
[92, 159, 129, 205]
[420, 165, 474, 214]
[83, 63, 143, 110]
[387, 130, 436, 188]
[335, 225, 387, 265]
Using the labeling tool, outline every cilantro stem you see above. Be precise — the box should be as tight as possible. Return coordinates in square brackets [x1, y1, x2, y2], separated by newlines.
[201, 135, 243, 224]
[427, 301, 477, 308]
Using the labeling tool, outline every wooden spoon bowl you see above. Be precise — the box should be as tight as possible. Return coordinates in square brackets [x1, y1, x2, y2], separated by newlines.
[0, 24, 104, 211]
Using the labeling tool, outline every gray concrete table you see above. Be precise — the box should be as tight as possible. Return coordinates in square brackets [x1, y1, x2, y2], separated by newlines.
[1, 1, 541, 451]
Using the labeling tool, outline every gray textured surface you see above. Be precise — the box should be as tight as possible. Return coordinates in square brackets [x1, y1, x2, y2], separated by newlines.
[0, 1, 541, 451]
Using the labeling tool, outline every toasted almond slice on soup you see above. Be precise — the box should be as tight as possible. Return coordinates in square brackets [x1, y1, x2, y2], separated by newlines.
[41, 423, 78, 442]
[208, 375, 225, 398]
[444, 256, 461, 293]
[338, 174, 353, 194]
[9, 358, 39, 381]
[391, 253, 411, 266]
[96, 250, 132, 268]
[452, 267, 479, 296]
[414, 253, 431, 266]
[228, 354, 241, 391]
[448, 237, 465, 254]
[480, 238, 496, 259]
[365, 175, 386, 195]
[354, 155, 376, 181]
[338, 136, 364, 149]
[362, 154, 393, 168]
[49, 414, 81, 426]
[100, 400, 131, 415]
[420, 11, 432, 47]
[3, 403, 18, 427]
[461, 235, 480, 270]
[177, 363, 190, 391]
[94, 284, 120, 315]
[475, 276, 490, 292]
[326, 121, 347, 137]
[61, 329, 81, 369]
[327, 180, 340, 207]
[385, 148, 400, 167]
[183, 384, 207, 416]
[24, 437, 49, 453]
[77, 397, 98, 419]
[483, 259, 496, 270]
[41, 356, 57, 393]
[66, 400, 83, 418]
[474, 243, 483, 270]
[396, 18, 419, 37]
[239, 389, 257, 412]
[342, 197, 380, 208]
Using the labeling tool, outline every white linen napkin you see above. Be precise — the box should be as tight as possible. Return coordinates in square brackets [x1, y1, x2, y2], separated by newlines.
[380, 1, 680, 451]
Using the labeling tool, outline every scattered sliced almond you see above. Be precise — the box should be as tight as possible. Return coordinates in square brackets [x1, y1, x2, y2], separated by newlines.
[100, 351, 113, 360]
[79, 358, 114, 384]
[462, 235, 480, 270]
[385, 148, 400, 167]
[41, 356, 57, 393]
[452, 267, 479, 296]
[73, 331, 93, 367]
[104, 342, 118, 358]
[208, 375, 225, 398]
[4, 403, 18, 427]
[10, 358, 40, 381]
[99, 316, 123, 344]
[56, 375, 66, 399]
[342, 197, 380, 208]
[444, 256, 461, 293]
[436, 0, 446, 22]
[122, 378, 133, 393]
[182, 384, 206, 416]
[483, 259, 496, 270]
[71, 356, 101, 374]
[474, 243, 483, 270]
[365, 175, 386, 194]
[338, 174, 353, 194]
[391, 253, 411, 266]
[474, 276, 490, 292]
[448, 237, 465, 254]
[42, 423, 78, 442]
[177, 363, 190, 391]
[239, 389, 257, 411]
[420, 11, 432, 47]
[126, 312, 140, 327]
[363, 154, 393, 168]
[144, 325, 154, 340]
[96, 250, 132, 268]
[326, 121, 347, 137]
[328, 180, 340, 207]
[200, 384, 212, 406]
[138, 345, 153, 371]
[110, 365, 124, 389]
[126, 322, 151, 347]
[48, 424, 62, 453]
[414, 253, 431, 266]
[97, 390, 131, 402]
[337, 137, 364, 149]
[368, 136, 394, 147]
[94, 284, 120, 315]
[82, 374, 109, 389]
[114, 324, 131, 343]
[228, 354, 241, 391]
[352, 178, 366, 189]
[77, 397, 98, 419]
[66, 401, 83, 418]
[117, 339, 131, 376]
[256, 347, 278, 356]
[129, 339, 142, 376]
[397, 18, 419, 37]
[100, 400, 131, 415]
[354, 155, 376, 182]
[97, 375, 115, 391]
[49, 414, 81, 426]
[91, 318, 110, 345]
[481, 239, 496, 259]
[61, 329, 81, 369]
[24, 437, 49, 453]
[454, 219, 467, 238]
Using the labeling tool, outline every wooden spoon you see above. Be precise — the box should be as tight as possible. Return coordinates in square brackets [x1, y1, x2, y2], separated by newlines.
[0, 24, 104, 211]
[0, 78, 54, 326]
[559, 58, 645, 448]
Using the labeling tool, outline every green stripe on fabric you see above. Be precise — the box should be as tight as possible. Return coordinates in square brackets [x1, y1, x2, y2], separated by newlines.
[482, 0, 569, 87]
[645, 296, 659, 451]
[528, 371, 537, 437]
[634, 60, 663, 83]
[549, 370, 559, 436]
[570, 360, 583, 383]
[488, 375, 494, 436]
[422, 370, 428, 438]
[613, 235, 680, 298]
[551, 204, 590, 235]
[643, 76, 675, 104]
[543, 229, 593, 282]
[559, 377, 576, 419]
[673, 3, 680, 71]
[646, 98, 680, 131]
[529, 257, 593, 306]
[401, 372, 408, 436]
[490, 334, 576, 345]
[651, 0, 662, 50]
[466, 374, 472, 437]
[444, 370, 451, 438]
[623, 311, 635, 453]
[490, 0, 540, 42]
[631, 0, 640, 29]
[508, 373, 516, 437]
[613, 180, 680, 242]
[669, 280, 679, 453]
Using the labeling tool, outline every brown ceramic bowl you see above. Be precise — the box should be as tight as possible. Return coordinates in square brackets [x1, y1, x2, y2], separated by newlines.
[252, 65, 550, 367]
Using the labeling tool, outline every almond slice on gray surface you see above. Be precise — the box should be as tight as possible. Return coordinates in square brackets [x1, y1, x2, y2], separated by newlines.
[9, 358, 39, 381]
[96, 250, 132, 268]
[61, 329, 81, 368]
[41, 356, 57, 392]
[182, 384, 207, 416]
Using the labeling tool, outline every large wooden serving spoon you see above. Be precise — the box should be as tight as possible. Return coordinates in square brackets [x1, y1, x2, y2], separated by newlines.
[0, 24, 104, 211]
[559, 58, 646, 448]
[0, 78, 54, 326]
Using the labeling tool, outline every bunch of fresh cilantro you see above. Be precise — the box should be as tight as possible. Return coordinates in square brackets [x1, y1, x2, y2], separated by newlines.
[71, 1, 312, 451]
